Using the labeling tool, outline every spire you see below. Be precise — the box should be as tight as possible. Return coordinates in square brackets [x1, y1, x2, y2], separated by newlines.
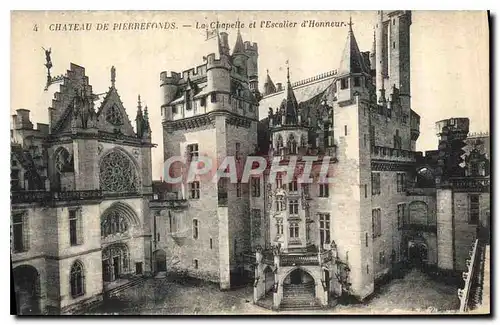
[143, 105, 151, 135]
[263, 69, 277, 96]
[338, 17, 369, 77]
[281, 62, 300, 125]
[136, 95, 144, 137]
[232, 22, 245, 55]
[137, 95, 142, 110]
[111, 66, 116, 88]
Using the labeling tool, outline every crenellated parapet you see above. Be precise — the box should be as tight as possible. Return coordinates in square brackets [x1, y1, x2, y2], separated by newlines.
[435, 118, 470, 137]
[206, 52, 231, 71]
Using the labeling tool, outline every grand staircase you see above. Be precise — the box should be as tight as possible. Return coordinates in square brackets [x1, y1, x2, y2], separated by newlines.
[280, 282, 322, 310]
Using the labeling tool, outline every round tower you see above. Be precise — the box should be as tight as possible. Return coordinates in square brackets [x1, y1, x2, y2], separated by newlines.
[206, 53, 231, 111]
[160, 71, 180, 120]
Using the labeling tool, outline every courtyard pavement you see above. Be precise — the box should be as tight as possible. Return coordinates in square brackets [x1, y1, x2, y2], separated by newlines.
[86, 269, 461, 315]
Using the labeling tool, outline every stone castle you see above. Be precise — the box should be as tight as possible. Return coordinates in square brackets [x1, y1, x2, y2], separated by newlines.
[11, 10, 490, 314]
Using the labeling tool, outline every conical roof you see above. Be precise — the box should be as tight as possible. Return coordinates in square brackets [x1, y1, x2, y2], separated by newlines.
[338, 18, 369, 76]
[281, 67, 300, 125]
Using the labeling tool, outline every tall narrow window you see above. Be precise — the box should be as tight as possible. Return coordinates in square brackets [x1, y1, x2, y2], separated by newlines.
[276, 219, 284, 235]
[189, 181, 200, 199]
[69, 209, 83, 246]
[251, 177, 260, 197]
[319, 213, 331, 249]
[194, 259, 199, 269]
[276, 173, 283, 189]
[344, 125, 348, 136]
[187, 143, 199, 161]
[210, 93, 217, 103]
[372, 208, 382, 238]
[289, 199, 299, 215]
[370, 125, 376, 147]
[340, 78, 348, 89]
[70, 260, 85, 298]
[365, 232, 369, 247]
[192, 219, 199, 239]
[289, 179, 298, 193]
[371, 173, 381, 195]
[289, 222, 299, 238]
[354, 77, 361, 87]
[210, 238, 213, 249]
[319, 183, 329, 197]
[397, 173, 407, 192]
[364, 184, 368, 198]
[469, 195, 480, 225]
[12, 212, 28, 253]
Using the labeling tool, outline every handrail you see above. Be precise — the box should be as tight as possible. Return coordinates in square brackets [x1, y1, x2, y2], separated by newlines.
[458, 239, 479, 312]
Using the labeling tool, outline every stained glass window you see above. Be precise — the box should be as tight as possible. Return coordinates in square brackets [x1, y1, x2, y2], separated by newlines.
[106, 105, 123, 126]
[99, 151, 139, 193]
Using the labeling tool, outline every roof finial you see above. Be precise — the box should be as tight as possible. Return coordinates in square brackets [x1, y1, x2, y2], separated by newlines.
[111, 66, 116, 88]
[286, 60, 290, 82]
[138, 94, 142, 109]
[348, 15, 354, 32]
[266, 69, 269, 76]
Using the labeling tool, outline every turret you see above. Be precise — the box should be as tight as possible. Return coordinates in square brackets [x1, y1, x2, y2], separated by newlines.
[160, 71, 181, 121]
[263, 70, 277, 96]
[231, 28, 249, 78]
[245, 41, 259, 98]
[336, 17, 370, 104]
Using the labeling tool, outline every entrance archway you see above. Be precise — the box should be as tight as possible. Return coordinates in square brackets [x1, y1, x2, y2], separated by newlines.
[282, 268, 316, 307]
[102, 243, 130, 282]
[408, 241, 428, 268]
[153, 249, 167, 273]
[13, 265, 41, 315]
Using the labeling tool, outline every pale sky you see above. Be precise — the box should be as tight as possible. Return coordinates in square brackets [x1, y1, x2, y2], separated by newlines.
[11, 11, 489, 179]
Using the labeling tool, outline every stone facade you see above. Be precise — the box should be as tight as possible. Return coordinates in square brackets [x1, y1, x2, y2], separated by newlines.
[11, 63, 154, 315]
[152, 10, 490, 311]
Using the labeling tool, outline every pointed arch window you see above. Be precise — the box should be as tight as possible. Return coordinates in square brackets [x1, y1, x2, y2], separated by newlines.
[70, 260, 85, 298]
[54, 147, 74, 173]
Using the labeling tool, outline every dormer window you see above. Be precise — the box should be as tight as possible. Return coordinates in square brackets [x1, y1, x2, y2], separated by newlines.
[340, 78, 349, 90]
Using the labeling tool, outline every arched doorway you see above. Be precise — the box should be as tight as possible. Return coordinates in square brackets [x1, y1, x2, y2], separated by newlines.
[282, 268, 316, 307]
[264, 266, 274, 294]
[102, 243, 130, 282]
[408, 241, 428, 268]
[153, 249, 167, 273]
[13, 265, 41, 315]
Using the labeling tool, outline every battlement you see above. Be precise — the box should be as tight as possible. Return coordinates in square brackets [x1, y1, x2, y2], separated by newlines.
[206, 52, 231, 70]
[435, 118, 470, 135]
[181, 64, 208, 81]
[244, 41, 258, 52]
[160, 71, 182, 85]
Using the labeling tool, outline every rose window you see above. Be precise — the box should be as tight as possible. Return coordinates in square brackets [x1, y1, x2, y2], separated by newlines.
[99, 151, 139, 193]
